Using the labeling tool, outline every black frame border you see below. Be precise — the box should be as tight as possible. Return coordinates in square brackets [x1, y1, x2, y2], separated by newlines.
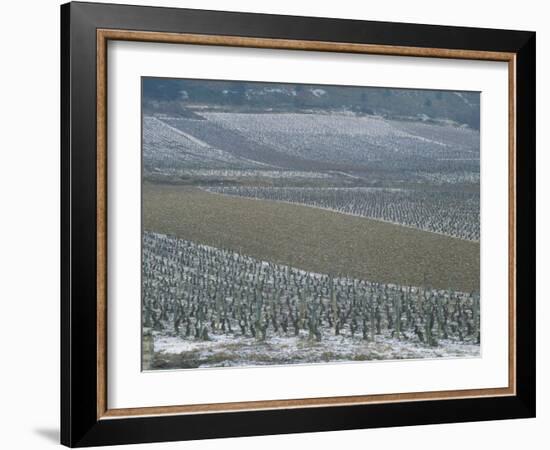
[61, 2, 535, 447]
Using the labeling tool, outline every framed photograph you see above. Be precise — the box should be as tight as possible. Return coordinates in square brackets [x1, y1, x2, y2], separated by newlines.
[61, 1, 535, 447]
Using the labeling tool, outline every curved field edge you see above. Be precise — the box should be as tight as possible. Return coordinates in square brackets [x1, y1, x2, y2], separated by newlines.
[202, 187, 479, 242]
[143, 184, 479, 292]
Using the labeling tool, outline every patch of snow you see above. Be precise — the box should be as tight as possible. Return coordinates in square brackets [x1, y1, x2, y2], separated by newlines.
[310, 88, 327, 97]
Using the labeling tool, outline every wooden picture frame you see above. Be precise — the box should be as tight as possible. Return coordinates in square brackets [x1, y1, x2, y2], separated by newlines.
[61, 1, 535, 447]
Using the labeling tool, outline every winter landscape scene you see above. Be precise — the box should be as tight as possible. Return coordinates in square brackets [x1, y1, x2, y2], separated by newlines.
[141, 78, 481, 370]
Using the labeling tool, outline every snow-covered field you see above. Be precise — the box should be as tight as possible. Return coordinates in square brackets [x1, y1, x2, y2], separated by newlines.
[143, 112, 479, 177]
[143, 116, 269, 171]
[170, 169, 335, 179]
[417, 171, 480, 185]
[151, 330, 480, 369]
[202, 111, 479, 166]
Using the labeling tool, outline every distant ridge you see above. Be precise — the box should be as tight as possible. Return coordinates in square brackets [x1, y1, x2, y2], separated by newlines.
[143, 78, 480, 130]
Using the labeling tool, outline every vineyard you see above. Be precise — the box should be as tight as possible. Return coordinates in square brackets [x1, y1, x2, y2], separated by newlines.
[143, 116, 269, 172]
[204, 186, 480, 241]
[143, 112, 480, 179]
[143, 232, 480, 369]
[202, 111, 480, 168]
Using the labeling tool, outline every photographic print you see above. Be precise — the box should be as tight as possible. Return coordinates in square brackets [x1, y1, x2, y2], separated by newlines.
[141, 77, 481, 370]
